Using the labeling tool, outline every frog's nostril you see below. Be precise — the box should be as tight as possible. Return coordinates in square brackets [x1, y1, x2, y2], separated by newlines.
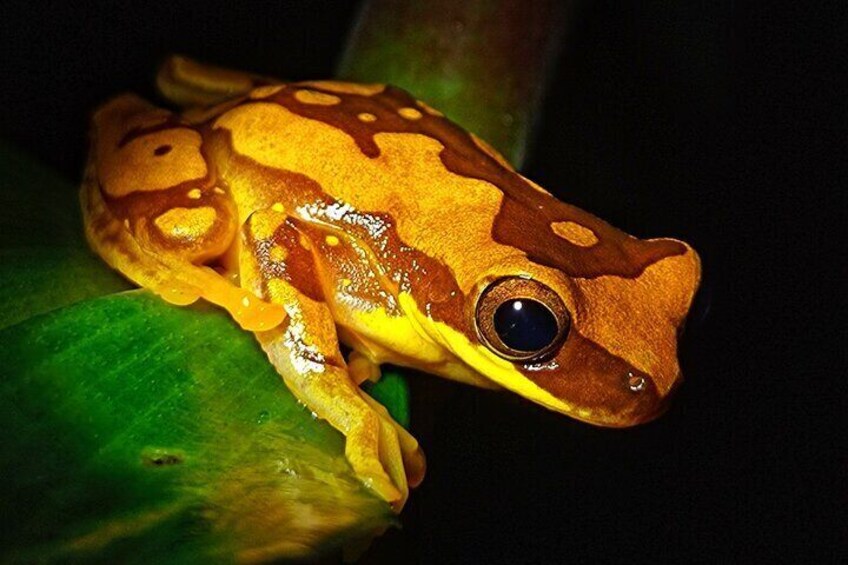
[626, 372, 647, 392]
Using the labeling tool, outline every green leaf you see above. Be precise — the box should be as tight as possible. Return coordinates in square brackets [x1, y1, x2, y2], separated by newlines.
[1, 120, 406, 561]
[0, 137, 131, 329]
[364, 370, 411, 429]
[0, 292, 393, 563]
[0, 246, 129, 330]
[0, 138, 88, 249]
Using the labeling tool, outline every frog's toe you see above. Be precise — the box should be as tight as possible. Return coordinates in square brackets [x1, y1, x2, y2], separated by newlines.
[362, 471, 403, 510]
[345, 411, 404, 509]
[375, 415, 409, 511]
[361, 391, 427, 489]
[404, 444, 426, 489]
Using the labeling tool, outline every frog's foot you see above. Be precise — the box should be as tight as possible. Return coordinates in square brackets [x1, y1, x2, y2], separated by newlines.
[347, 351, 427, 488]
[361, 391, 427, 489]
[254, 324, 411, 510]
[346, 406, 407, 511]
[157, 54, 279, 108]
[154, 262, 286, 331]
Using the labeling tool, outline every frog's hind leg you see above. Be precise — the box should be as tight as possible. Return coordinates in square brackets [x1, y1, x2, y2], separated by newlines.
[81, 94, 285, 331]
[156, 54, 281, 109]
[242, 209, 419, 510]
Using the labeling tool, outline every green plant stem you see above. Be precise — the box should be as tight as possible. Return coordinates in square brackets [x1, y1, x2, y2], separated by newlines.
[339, 0, 572, 167]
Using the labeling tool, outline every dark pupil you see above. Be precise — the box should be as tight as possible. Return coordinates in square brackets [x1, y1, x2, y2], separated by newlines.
[493, 298, 559, 352]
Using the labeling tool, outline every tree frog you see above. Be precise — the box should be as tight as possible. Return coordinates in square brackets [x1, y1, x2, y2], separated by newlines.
[81, 55, 701, 510]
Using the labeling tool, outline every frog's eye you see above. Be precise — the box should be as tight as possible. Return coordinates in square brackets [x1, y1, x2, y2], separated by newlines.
[475, 277, 570, 362]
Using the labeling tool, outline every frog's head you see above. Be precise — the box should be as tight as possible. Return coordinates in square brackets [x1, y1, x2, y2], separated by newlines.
[427, 179, 701, 427]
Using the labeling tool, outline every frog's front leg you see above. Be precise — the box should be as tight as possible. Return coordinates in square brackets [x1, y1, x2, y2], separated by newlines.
[241, 209, 416, 509]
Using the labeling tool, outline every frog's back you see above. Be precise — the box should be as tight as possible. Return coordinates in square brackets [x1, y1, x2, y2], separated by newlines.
[209, 81, 524, 294]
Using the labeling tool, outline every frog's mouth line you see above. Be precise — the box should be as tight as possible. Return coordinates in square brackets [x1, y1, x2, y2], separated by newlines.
[401, 291, 673, 427]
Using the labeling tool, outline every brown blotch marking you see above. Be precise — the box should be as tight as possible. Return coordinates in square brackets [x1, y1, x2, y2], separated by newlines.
[551, 221, 599, 247]
[258, 83, 685, 279]
[521, 331, 666, 425]
[209, 128, 467, 333]
[118, 114, 188, 148]
[244, 215, 325, 303]
[295, 221, 403, 318]
[153, 144, 172, 156]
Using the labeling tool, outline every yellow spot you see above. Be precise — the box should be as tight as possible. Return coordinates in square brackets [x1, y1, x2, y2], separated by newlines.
[298, 234, 312, 250]
[270, 246, 288, 263]
[294, 89, 341, 106]
[271, 202, 285, 213]
[187, 188, 202, 199]
[522, 175, 550, 194]
[247, 210, 282, 240]
[357, 112, 377, 123]
[213, 187, 226, 195]
[471, 133, 514, 170]
[416, 100, 444, 117]
[123, 219, 131, 230]
[160, 283, 200, 306]
[241, 295, 251, 307]
[249, 85, 285, 99]
[340, 278, 352, 288]
[550, 221, 599, 247]
[398, 107, 423, 120]
[153, 206, 217, 241]
[299, 81, 385, 96]
[325, 235, 340, 246]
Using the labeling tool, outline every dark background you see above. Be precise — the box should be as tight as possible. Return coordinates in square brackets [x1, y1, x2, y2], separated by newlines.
[1, 1, 842, 563]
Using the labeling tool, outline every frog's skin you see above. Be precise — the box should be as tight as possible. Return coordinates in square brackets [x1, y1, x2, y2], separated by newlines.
[81, 55, 701, 510]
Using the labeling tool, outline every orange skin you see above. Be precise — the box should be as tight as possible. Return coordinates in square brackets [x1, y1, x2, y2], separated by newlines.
[81, 55, 701, 510]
